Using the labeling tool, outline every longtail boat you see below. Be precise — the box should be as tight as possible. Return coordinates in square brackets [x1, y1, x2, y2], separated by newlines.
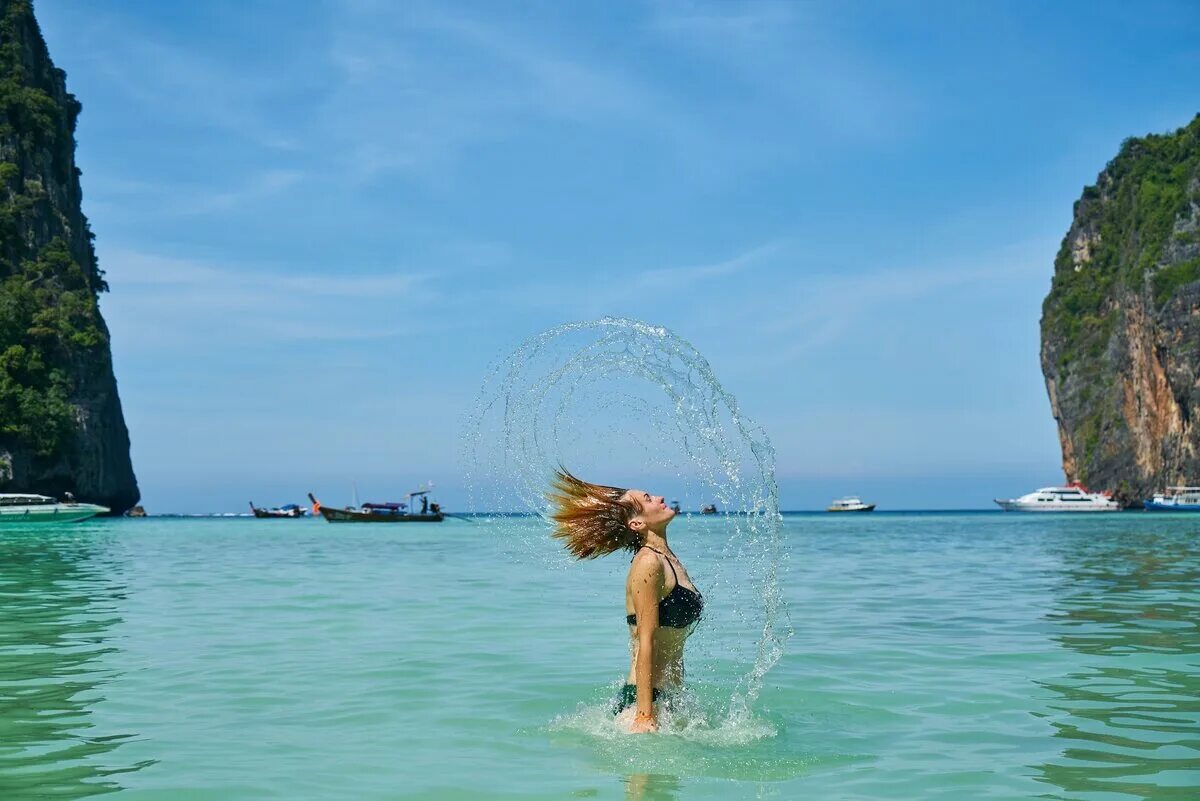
[307, 491, 444, 523]
[249, 502, 307, 518]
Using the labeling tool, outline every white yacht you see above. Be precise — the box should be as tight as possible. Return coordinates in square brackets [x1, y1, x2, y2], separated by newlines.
[0, 493, 110, 523]
[827, 496, 876, 512]
[994, 484, 1119, 512]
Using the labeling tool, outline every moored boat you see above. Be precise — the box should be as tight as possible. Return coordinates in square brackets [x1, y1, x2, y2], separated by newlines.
[249, 502, 307, 518]
[827, 496, 876, 512]
[308, 491, 444, 523]
[1144, 486, 1200, 511]
[994, 483, 1119, 512]
[0, 493, 110, 523]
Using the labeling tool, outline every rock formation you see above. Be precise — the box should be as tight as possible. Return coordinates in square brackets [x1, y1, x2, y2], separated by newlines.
[0, 0, 138, 512]
[1041, 114, 1200, 505]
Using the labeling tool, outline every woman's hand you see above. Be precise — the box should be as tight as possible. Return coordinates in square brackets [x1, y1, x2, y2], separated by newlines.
[629, 711, 658, 734]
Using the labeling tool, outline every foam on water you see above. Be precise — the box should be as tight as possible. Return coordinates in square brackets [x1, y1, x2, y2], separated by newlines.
[547, 689, 778, 747]
[541, 690, 832, 786]
[463, 318, 791, 734]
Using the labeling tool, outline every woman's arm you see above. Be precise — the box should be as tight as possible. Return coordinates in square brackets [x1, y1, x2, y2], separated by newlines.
[629, 552, 664, 732]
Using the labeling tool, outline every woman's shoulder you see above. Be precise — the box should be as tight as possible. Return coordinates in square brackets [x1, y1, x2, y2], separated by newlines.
[628, 547, 665, 575]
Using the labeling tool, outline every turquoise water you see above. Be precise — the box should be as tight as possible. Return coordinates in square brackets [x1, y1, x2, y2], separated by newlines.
[1, 512, 1197, 800]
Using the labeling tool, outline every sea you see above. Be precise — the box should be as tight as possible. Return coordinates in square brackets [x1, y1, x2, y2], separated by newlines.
[1, 511, 1197, 801]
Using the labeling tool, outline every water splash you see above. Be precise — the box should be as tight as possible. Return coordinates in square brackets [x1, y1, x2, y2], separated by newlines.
[463, 317, 790, 715]
[549, 688, 779, 747]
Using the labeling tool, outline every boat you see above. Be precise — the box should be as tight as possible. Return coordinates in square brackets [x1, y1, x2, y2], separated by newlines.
[308, 490, 444, 523]
[670, 500, 681, 513]
[827, 496, 876, 512]
[1144, 486, 1200, 511]
[0, 493, 110, 523]
[249, 502, 307, 518]
[994, 483, 1120, 512]
[700, 504, 718, 515]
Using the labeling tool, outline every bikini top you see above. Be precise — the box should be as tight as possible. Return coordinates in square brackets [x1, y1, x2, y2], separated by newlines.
[626, 546, 704, 629]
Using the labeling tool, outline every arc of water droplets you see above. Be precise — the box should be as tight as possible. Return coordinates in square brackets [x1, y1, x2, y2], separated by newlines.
[462, 317, 791, 711]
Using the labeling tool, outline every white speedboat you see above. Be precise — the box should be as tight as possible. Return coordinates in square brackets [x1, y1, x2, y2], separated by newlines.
[994, 484, 1119, 512]
[0, 493, 110, 523]
[827, 496, 876, 512]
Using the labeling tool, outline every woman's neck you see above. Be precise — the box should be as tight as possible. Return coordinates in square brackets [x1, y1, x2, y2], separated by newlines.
[641, 529, 669, 553]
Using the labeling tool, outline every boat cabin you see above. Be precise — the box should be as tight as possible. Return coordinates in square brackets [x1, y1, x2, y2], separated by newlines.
[363, 502, 406, 514]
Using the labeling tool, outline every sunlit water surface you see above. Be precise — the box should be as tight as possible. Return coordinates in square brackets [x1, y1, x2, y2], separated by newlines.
[1, 513, 1197, 800]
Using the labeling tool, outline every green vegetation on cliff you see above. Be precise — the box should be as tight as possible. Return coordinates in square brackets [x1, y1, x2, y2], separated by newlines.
[1041, 113, 1200, 497]
[0, 239, 107, 455]
[1044, 115, 1200, 374]
[0, 0, 108, 460]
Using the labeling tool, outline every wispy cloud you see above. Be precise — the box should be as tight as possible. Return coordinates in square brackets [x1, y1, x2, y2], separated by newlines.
[57, 12, 303, 152]
[648, 0, 796, 41]
[101, 249, 441, 347]
[54, 0, 907, 195]
[646, 0, 917, 140]
[751, 238, 1054, 359]
[92, 169, 305, 220]
[637, 241, 785, 288]
[178, 170, 304, 215]
[396, 238, 786, 326]
[318, 1, 708, 182]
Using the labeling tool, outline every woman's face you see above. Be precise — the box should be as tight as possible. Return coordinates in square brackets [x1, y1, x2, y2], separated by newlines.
[625, 489, 675, 529]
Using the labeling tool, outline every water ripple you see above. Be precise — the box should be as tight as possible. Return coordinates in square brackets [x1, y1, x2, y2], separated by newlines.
[1, 514, 1198, 799]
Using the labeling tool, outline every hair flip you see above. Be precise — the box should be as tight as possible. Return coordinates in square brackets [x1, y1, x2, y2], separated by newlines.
[547, 467, 642, 559]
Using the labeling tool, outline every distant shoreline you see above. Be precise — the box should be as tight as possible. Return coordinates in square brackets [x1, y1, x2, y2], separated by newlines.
[121, 507, 1152, 518]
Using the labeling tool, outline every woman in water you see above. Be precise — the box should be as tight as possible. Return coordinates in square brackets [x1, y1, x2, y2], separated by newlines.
[548, 468, 704, 733]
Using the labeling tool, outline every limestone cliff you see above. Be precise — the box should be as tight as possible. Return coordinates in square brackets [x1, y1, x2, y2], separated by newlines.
[0, 0, 138, 511]
[1041, 114, 1200, 505]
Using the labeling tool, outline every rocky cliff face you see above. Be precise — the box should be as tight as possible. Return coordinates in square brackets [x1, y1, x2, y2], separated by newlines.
[0, 0, 138, 512]
[1041, 114, 1200, 505]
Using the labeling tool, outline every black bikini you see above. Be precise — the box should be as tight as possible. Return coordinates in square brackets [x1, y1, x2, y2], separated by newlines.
[625, 546, 703, 629]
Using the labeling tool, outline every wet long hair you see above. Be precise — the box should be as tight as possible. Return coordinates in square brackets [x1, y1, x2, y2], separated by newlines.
[547, 467, 642, 559]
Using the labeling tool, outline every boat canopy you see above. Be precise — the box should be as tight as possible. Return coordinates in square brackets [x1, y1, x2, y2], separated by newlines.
[0, 494, 56, 505]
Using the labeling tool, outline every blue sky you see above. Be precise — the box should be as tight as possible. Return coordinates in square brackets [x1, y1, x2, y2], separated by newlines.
[36, 0, 1200, 512]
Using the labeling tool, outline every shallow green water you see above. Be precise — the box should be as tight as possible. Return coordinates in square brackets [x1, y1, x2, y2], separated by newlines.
[0, 513, 1197, 800]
